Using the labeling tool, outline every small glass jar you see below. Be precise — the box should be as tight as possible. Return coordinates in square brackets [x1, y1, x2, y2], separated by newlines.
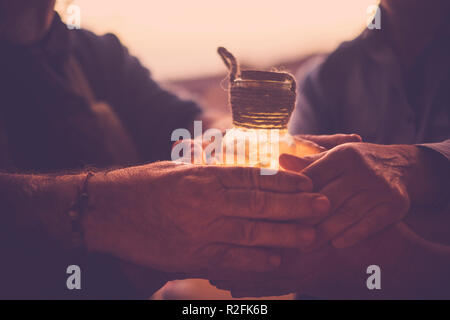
[221, 70, 310, 170]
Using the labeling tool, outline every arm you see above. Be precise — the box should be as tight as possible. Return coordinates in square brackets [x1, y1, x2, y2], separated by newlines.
[411, 140, 450, 207]
[0, 172, 85, 248]
[278, 141, 449, 250]
[211, 139, 450, 298]
[0, 163, 329, 296]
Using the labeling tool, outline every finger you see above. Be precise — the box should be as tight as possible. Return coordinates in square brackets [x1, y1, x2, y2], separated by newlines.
[296, 134, 362, 149]
[332, 204, 399, 248]
[308, 191, 376, 249]
[319, 175, 365, 212]
[279, 153, 326, 172]
[291, 137, 326, 154]
[204, 244, 282, 273]
[223, 190, 330, 221]
[215, 166, 313, 192]
[214, 218, 317, 249]
[301, 150, 346, 190]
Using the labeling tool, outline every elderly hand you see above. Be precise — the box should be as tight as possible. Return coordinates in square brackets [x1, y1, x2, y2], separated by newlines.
[279, 142, 438, 249]
[82, 161, 331, 278]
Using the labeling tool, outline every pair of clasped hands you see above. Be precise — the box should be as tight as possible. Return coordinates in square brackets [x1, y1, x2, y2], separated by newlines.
[89, 133, 424, 298]
[159, 133, 420, 297]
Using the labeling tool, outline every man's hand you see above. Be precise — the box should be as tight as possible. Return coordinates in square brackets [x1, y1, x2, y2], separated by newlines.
[279, 142, 436, 249]
[83, 161, 331, 278]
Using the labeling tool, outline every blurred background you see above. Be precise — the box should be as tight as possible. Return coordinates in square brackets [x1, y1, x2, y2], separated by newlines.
[56, 0, 379, 299]
[58, 0, 378, 81]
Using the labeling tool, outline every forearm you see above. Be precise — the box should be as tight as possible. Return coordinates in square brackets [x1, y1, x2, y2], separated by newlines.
[0, 168, 172, 298]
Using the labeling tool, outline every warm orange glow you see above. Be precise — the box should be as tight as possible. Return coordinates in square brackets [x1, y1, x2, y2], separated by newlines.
[62, 0, 379, 80]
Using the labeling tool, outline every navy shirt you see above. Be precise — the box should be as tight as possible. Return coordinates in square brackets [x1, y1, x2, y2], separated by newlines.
[0, 14, 201, 172]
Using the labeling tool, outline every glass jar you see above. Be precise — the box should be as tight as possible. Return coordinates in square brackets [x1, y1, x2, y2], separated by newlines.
[216, 47, 321, 172]
[221, 70, 311, 171]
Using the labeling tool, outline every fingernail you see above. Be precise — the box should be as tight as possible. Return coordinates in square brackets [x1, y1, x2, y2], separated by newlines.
[313, 196, 330, 214]
[269, 254, 281, 267]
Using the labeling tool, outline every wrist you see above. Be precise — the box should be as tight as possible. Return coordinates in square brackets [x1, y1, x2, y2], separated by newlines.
[80, 172, 112, 253]
[399, 145, 444, 207]
[35, 173, 87, 247]
[80, 167, 147, 256]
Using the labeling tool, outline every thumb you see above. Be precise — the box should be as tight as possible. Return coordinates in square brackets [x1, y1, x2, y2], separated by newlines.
[279, 152, 326, 172]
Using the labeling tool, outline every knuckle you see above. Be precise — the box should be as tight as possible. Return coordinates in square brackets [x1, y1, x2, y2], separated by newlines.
[389, 186, 411, 214]
[336, 143, 361, 162]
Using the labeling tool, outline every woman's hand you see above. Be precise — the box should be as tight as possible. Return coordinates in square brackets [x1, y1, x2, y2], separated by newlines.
[280, 143, 436, 249]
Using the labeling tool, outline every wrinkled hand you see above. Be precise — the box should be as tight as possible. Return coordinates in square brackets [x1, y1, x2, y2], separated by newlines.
[83, 161, 331, 278]
[280, 142, 421, 249]
[209, 138, 447, 298]
[210, 221, 425, 299]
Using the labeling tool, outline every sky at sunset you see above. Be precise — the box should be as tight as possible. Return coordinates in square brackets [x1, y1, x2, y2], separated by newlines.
[62, 0, 379, 80]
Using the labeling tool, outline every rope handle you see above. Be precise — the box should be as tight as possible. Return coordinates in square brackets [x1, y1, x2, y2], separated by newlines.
[217, 47, 240, 83]
[217, 47, 296, 93]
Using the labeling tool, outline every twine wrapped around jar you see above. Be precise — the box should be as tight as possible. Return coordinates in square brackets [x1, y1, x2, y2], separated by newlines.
[217, 47, 297, 130]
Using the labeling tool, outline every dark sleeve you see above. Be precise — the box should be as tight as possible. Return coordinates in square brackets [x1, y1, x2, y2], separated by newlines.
[418, 139, 450, 161]
[288, 47, 350, 136]
[74, 31, 202, 162]
[417, 140, 450, 207]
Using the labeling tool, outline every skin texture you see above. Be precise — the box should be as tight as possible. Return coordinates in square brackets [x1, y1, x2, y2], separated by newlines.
[0, 161, 330, 293]
[280, 141, 446, 249]
[82, 161, 331, 277]
[281, 142, 412, 249]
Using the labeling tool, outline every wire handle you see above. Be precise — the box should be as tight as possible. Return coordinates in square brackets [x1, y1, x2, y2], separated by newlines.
[217, 47, 240, 83]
